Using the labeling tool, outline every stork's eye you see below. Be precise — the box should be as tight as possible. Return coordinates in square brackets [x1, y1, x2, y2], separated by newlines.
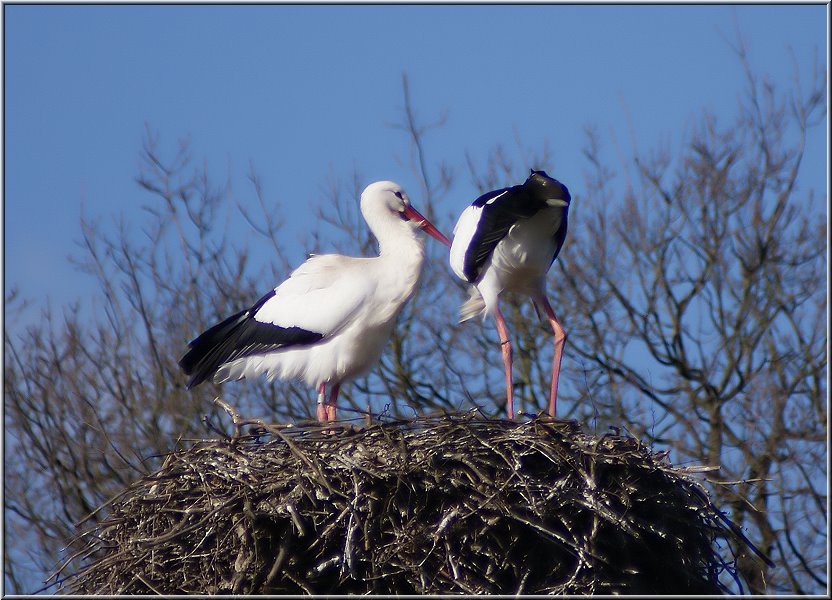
[393, 191, 404, 200]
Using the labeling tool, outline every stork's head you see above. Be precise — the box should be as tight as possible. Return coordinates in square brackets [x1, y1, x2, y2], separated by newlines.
[360, 181, 451, 247]
[526, 169, 571, 207]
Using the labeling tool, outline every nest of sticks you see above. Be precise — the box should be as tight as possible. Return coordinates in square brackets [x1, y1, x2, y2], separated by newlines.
[57, 407, 766, 595]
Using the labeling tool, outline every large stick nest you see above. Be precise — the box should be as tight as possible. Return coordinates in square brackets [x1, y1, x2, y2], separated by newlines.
[58, 410, 761, 594]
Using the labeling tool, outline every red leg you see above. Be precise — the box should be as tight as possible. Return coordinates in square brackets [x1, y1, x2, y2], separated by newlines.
[325, 383, 340, 422]
[316, 382, 327, 422]
[541, 297, 567, 418]
[494, 306, 514, 419]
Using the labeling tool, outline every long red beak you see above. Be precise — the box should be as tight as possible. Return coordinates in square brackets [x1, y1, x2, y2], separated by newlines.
[402, 205, 452, 247]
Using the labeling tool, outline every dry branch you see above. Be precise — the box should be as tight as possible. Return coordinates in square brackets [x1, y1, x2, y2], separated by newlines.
[56, 410, 764, 594]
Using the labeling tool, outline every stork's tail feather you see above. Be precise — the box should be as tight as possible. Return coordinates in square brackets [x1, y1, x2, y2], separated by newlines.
[180, 303, 325, 389]
[459, 287, 487, 323]
[179, 309, 250, 389]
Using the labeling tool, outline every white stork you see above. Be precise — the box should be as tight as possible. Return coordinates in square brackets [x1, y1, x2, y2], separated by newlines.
[180, 180, 451, 422]
[449, 169, 571, 419]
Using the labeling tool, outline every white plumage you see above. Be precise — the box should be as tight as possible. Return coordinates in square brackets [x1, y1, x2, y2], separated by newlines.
[180, 180, 451, 422]
[449, 169, 571, 419]
[451, 203, 566, 322]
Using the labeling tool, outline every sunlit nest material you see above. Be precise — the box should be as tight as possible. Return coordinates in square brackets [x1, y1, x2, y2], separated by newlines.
[59, 409, 763, 595]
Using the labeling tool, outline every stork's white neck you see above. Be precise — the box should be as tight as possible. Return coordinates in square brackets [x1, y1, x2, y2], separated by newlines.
[374, 219, 426, 269]
[359, 180, 428, 296]
[367, 217, 427, 308]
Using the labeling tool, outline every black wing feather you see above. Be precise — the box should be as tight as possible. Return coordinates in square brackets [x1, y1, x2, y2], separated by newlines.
[179, 290, 323, 389]
[462, 170, 571, 282]
[550, 210, 569, 267]
[463, 185, 547, 282]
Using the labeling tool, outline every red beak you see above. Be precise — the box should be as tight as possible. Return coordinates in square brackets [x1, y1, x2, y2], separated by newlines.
[402, 205, 452, 247]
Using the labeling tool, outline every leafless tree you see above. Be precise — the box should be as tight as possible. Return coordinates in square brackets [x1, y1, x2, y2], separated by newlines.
[3, 128, 288, 591]
[553, 44, 827, 593]
[3, 44, 826, 595]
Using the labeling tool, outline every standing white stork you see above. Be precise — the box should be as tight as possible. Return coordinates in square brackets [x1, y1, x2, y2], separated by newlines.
[449, 169, 571, 419]
[179, 180, 451, 423]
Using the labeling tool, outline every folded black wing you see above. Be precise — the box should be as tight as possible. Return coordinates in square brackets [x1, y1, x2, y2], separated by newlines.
[179, 290, 323, 389]
[462, 185, 546, 282]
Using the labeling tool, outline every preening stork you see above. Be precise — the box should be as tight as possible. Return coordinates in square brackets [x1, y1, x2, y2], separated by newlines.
[179, 181, 451, 422]
[449, 169, 571, 419]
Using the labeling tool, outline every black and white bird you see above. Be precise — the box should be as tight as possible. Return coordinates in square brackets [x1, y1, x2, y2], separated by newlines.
[449, 169, 571, 419]
[180, 181, 451, 422]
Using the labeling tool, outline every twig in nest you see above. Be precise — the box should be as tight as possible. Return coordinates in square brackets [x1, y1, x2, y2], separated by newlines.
[56, 411, 767, 595]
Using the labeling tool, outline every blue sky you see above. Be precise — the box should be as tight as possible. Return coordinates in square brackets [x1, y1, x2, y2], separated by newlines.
[2, 4, 828, 593]
[3, 3, 828, 321]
